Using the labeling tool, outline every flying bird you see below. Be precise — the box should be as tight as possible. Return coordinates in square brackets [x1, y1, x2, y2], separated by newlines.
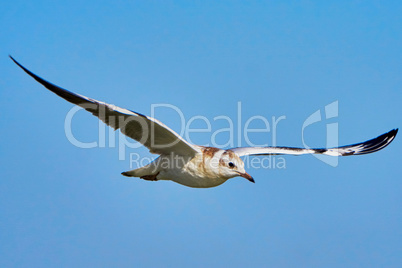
[10, 56, 398, 188]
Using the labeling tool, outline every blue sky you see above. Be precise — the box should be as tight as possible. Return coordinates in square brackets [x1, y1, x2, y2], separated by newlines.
[1, 1, 401, 267]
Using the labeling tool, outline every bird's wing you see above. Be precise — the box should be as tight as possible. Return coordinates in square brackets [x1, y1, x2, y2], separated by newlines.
[230, 129, 398, 157]
[11, 56, 199, 156]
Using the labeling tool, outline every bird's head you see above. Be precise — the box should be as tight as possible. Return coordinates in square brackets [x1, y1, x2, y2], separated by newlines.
[218, 150, 254, 183]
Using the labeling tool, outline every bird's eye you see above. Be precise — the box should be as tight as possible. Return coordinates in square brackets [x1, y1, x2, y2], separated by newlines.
[228, 162, 235, 168]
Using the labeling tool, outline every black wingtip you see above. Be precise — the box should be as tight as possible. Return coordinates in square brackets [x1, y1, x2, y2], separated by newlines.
[384, 128, 398, 140]
[328, 128, 398, 156]
[9, 56, 92, 106]
[383, 128, 398, 138]
[9, 55, 36, 78]
[9, 55, 19, 65]
[352, 128, 398, 155]
[9, 55, 20, 66]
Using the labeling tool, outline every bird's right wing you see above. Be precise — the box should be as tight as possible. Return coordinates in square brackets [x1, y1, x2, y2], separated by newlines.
[11, 56, 199, 156]
[230, 129, 398, 157]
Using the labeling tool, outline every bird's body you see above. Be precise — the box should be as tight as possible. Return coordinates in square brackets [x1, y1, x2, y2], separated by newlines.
[123, 146, 245, 188]
[10, 56, 398, 188]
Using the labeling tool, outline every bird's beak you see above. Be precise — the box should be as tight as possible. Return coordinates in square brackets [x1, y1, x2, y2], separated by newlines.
[239, 172, 254, 183]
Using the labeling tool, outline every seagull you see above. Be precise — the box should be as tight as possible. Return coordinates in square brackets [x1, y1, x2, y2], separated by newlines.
[10, 56, 398, 188]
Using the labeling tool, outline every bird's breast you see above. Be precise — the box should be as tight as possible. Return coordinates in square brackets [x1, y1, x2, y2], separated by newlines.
[158, 153, 227, 188]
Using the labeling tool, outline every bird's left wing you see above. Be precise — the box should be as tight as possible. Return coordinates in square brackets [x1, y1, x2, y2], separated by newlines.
[10, 56, 199, 156]
[230, 129, 398, 157]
